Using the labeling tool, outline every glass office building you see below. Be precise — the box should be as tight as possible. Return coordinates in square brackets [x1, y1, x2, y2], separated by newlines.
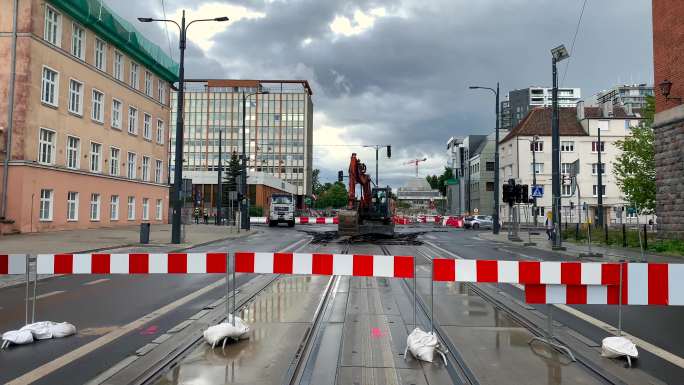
[170, 80, 313, 207]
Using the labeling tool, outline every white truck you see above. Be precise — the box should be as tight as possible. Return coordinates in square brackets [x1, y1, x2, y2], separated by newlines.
[268, 194, 295, 227]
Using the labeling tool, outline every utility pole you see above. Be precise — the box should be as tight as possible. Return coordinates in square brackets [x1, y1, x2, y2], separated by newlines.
[597, 123, 604, 228]
[216, 129, 222, 225]
[240, 90, 269, 230]
[363, 145, 391, 186]
[550, 45, 570, 250]
[531, 135, 539, 228]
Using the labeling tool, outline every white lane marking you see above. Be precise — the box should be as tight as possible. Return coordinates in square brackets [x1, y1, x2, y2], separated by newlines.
[499, 248, 541, 261]
[35, 291, 65, 300]
[423, 240, 684, 369]
[6, 236, 309, 385]
[83, 278, 110, 286]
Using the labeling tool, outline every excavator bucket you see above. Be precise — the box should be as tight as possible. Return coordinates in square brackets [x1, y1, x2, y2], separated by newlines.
[338, 209, 360, 236]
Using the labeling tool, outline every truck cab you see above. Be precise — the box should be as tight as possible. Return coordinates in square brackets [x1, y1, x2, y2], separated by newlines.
[269, 194, 295, 227]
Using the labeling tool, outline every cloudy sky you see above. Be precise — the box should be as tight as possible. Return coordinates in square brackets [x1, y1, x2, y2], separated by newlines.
[108, 0, 653, 187]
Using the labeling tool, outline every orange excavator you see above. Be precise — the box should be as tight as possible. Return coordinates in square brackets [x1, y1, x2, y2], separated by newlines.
[338, 153, 395, 236]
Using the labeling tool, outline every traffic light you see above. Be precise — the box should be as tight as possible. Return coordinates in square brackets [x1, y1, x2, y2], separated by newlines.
[338, 170, 344, 182]
[520, 184, 529, 203]
[387, 145, 391, 158]
[502, 183, 512, 205]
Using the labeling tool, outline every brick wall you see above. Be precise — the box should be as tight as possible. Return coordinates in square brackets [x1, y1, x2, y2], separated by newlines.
[653, 0, 684, 113]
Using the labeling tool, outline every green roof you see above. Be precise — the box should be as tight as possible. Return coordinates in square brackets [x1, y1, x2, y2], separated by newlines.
[49, 0, 179, 83]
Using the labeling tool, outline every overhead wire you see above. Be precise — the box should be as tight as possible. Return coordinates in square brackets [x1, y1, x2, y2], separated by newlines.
[160, 0, 175, 61]
[561, 0, 588, 87]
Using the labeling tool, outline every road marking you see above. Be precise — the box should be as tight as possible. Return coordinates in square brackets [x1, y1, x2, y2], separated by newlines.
[498, 248, 541, 261]
[83, 278, 110, 286]
[6, 236, 309, 385]
[35, 291, 65, 300]
[423, 240, 684, 369]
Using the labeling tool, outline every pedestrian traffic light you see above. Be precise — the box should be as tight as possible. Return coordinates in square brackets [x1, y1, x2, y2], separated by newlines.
[502, 183, 512, 205]
[338, 170, 344, 182]
[520, 184, 529, 203]
[387, 145, 391, 158]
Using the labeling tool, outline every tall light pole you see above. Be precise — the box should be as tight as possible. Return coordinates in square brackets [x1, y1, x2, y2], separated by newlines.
[469, 83, 500, 234]
[596, 122, 604, 228]
[363, 145, 391, 186]
[530, 135, 540, 228]
[551, 44, 570, 249]
[241, 90, 269, 230]
[138, 13, 229, 244]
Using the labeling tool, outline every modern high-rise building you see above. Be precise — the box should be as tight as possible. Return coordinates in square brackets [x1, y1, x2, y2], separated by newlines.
[595, 84, 654, 112]
[505, 86, 581, 130]
[0, 0, 176, 233]
[170, 79, 313, 208]
[499, 99, 511, 132]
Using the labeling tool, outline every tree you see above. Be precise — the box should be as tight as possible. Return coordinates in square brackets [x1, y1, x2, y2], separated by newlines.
[222, 153, 241, 202]
[312, 169, 324, 196]
[613, 96, 656, 213]
[426, 175, 439, 189]
[426, 168, 454, 196]
[315, 182, 348, 209]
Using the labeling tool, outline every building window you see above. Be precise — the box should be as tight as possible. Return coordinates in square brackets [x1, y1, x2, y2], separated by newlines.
[142, 156, 150, 182]
[561, 141, 575, 152]
[39, 189, 54, 221]
[156, 119, 164, 144]
[530, 162, 544, 174]
[113, 51, 124, 81]
[90, 193, 100, 221]
[111, 99, 122, 129]
[142, 198, 149, 220]
[591, 141, 605, 152]
[109, 147, 120, 176]
[145, 71, 153, 97]
[128, 106, 138, 134]
[127, 152, 137, 179]
[66, 136, 80, 169]
[486, 182, 494, 191]
[143, 113, 152, 139]
[592, 163, 606, 175]
[592, 185, 606, 196]
[129, 62, 139, 89]
[127, 196, 135, 220]
[44, 5, 61, 46]
[68, 79, 84, 115]
[41, 67, 59, 106]
[90, 142, 102, 173]
[561, 162, 573, 174]
[67, 191, 79, 221]
[156, 199, 163, 220]
[94, 38, 107, 71]
[562, 184, 572, 196]
[110, 195, 119, 220]
[91, 89, 104, 122]
[71, 23, 85, 60]
[530, 141, 543, 152]
[158, 82, 165, 104]
[38, 128, 56, 165]
[155, 159, 162, 183]
[485, 162, 495, 172]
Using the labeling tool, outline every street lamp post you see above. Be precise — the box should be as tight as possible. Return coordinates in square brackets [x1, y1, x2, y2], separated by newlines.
[138, 12, 229, 244]
[530, 135, 539, 228]
[216, 129, 223, 225]
[362, 145, 391, 186]
[240, 90, 269, 230]
[469, 83, 501, 234]
[551, 44, 570, 249]
[596, 124, 604, 228]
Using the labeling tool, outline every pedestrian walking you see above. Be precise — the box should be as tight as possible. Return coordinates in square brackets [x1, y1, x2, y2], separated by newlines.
[193, 207, 200, 224]
[203, 207, 209, 224]
[545, 214, 554, 240]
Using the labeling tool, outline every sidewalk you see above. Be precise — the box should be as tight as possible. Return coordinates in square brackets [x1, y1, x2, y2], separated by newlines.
[479, 230, 683, 263]
[0, 223, 250, 254]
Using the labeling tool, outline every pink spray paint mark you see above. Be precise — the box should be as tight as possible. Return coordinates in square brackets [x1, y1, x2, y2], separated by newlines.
[140, 325, 158, 335]
[371, 327, 384, 338]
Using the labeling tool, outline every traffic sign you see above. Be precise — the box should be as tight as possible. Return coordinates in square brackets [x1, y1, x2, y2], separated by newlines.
[531, 185, 544, 198]
[473, 208, 479, 214]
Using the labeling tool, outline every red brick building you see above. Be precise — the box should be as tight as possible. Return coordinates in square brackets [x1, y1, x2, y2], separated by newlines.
[653, 0, 684, 239]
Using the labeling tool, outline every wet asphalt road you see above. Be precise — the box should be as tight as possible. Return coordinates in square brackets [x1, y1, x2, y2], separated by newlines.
[1, 224, 682, 384]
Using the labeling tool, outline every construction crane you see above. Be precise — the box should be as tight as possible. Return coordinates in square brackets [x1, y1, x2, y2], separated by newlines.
[404, 157, 427, 177]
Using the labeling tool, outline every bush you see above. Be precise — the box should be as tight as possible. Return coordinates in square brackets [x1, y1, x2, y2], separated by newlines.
[561, 225, 684, 256]
[249, 206, 263, 217]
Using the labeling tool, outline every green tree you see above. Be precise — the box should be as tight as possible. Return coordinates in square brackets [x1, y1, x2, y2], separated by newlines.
[613, 96, 656, 213]
[426, 175, 439, 189]
[222, 153, 241, 201]
[312, 169, 324, 196]
[436, 167, 454, 196]
[315, 182, 348, 209]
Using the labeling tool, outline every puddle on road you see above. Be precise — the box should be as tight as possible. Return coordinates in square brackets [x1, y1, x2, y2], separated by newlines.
[153, 276, 328, 385]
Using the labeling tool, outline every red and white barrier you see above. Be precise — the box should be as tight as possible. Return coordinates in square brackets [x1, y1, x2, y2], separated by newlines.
[525, 284, 620, 305]
[418, 215, 442, 224]
[0, 254, 26, 274]
[36, 253, 228, 274]
[296, 217, 338, 224]
[235, 252, 414, 278]
[441, 216, 464, 228]
[251, 217, 268, 224]
[432, 259, 621, 285]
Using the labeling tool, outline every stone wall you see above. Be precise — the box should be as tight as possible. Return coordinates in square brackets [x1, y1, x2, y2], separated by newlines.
[654, 106, 684, 240]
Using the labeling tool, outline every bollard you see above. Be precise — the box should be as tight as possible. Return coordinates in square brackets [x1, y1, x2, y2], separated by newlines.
[140, 223, 150, 244]
[604, 224, 609, 244]
[622, 224, 627, 248]
[643, 224, 648, 250]
[575, 223, 579, 241]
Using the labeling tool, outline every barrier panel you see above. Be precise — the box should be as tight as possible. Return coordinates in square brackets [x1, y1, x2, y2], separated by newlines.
[249, 217, 338, 225]
[0, 254, 26, 274]
[36, 253, 228, 274]
[525, 284, 620, 305]
[431, 259, 620, 285]
[234, 252, 414, 278]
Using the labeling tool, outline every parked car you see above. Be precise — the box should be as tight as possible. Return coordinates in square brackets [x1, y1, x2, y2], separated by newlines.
[465, 215, 493, 229]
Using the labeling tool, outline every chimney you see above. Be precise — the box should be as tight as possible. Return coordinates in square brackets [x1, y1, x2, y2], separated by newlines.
[601, 100, 614, 117]
[576, 100, 585, 120]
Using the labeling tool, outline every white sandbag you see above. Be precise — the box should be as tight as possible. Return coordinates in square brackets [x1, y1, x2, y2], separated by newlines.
[602, 336, 638, 359]
[50, 322, 76, 338]
[404, 328, 448, 365]
[203, 315, 250, 349]
[20, 321, 56, 340]
[1, 330, 34, 349]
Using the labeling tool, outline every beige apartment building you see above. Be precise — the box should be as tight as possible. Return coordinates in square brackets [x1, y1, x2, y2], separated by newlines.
[0, 0, 177, 233]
